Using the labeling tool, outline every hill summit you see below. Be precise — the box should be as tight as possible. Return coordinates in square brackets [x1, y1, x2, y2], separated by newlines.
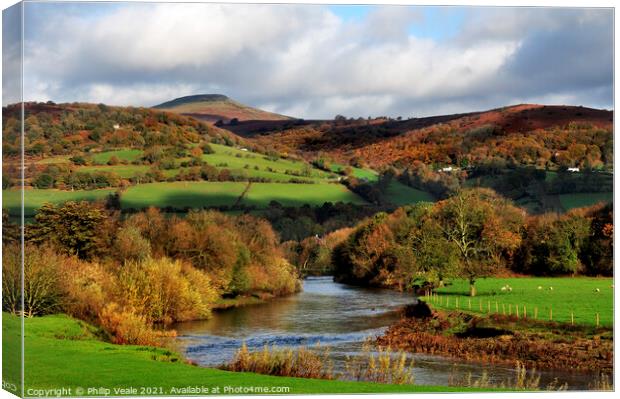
[153, 94, 291, 123]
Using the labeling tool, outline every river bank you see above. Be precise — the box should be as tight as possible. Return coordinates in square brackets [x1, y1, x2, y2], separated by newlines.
[2, 312, 486, 395]
[172, 276, 602, 389]
[376, 306, 613, 375]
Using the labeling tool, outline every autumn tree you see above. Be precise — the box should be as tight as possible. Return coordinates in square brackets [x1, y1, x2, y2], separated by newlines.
[27, 201, 110, 259]
[434, 188, 524, 296]
[393, 204, 459, 288]
[518, 210, 591, 276]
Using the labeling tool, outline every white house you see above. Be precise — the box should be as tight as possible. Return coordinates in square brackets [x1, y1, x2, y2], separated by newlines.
[113, 124, 120, 129]
[567, 167, 580, 173]
[440, 166, 453, 172]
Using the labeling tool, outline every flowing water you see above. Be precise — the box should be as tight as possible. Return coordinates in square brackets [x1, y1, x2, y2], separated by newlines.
[174, 276, 597, 389]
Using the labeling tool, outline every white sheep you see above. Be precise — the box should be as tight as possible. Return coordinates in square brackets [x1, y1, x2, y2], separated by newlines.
[501, 286, 507, 292]
[537, 286, 543, 290]
[548, 287, 554, 291]
[594, 288, 600, 292]
[508, 286, 513, 292]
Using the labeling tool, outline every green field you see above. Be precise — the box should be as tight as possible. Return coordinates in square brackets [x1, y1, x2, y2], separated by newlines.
[385, 181, 435, 206]
[78, 165, 151, 178]
[243, 183, 368, 207]
[91, 149, 143, 164]
[203, 144, 333, 182]
[559, 192, 613, 211]
[2, 313, 480, 395]
[3, 188, 115, 216]
[121, 182, 248, 209]
[429, 277, 614, 327]
[115, 182, 368, 210]
[4, 181, 371, 215]
[331, 163, 379, 182]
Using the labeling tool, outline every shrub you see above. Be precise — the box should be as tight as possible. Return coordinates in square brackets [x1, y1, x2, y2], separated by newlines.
[2, 244, 63, 317]
[57, 257, 116, 321]
[118, 257, 215, 325]
[98, 303, 163, 346]
[113, 226, 151, 261]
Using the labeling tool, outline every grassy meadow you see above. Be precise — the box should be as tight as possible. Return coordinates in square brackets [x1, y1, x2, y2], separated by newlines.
[202, 144, 333, 182]
[121, 181, 248, 209]
[90, 149, 144, 164]
[3, 188, 115, 216]
[243, 183, 368, 207]
[330, 163, 379, 182]
[559, 192, 613, 211]
[428, 277, 614, 327]
[385, 181, 435, 206]
[2, 313, 481, 395]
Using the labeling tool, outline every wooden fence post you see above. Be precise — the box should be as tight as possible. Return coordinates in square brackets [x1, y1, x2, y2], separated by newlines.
[502, 303, 505, 315]
[495, 301, 499, 313]
[549, 306, 553, 321]
[523, 305, 527, 319]
[468, 299, 472, 310]
[516, 305, 519, 319]
[456, 297, 459, 309]
[596, 313, 600, 327]
[571, 311, 574, 325]
[534, 307, 538, 320]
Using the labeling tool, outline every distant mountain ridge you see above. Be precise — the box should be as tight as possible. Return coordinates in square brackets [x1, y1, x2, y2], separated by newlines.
[153, 94, 292, 123]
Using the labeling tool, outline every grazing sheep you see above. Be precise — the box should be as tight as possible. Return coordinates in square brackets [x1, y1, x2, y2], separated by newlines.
[594, 288, 600, 292]
[508, 287, 513, 292]
[501, 286, 507, 292]
[549, 287, 554, 291]
[537, 286, 543, 290]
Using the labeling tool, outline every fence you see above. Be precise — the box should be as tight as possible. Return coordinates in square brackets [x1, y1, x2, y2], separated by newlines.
[423, 292, 604, 327]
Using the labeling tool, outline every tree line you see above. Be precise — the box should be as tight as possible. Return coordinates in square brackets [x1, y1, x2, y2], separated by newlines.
[293, 188, 612, 295]
[2, 202, 300, 345]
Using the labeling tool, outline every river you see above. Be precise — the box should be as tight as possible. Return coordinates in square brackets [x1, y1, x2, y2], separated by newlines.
[173, 276, 596, 389]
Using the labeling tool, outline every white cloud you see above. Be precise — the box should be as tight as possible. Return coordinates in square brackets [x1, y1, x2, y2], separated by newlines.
[20, 3, 613, 118]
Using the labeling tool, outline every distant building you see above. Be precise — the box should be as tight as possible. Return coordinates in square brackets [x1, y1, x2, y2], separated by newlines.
[567, 167, 580, 172]
[240, 148, 248, 152]
[113, 124, 120, 129]
[440, 167, 453, 172]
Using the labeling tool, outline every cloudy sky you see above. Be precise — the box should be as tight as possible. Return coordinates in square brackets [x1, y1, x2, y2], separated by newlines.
[3, 2, 614, 118]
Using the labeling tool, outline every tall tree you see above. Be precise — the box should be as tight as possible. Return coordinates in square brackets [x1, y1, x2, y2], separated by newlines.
[27, 201, 109, 259]
[434, 188, 524, 296]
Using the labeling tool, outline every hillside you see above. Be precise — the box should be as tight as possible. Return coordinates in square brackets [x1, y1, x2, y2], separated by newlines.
[231, 104, 613, 169]
[153, 94, 292, 123]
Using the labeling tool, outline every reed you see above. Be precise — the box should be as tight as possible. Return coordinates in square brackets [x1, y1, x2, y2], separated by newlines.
[223, 342, 415, 385]
[223, 343, 335, 380]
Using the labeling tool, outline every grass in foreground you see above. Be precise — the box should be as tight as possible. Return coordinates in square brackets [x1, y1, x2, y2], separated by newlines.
[2, 313, 483, 395]
[430, 277, 613, 327]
